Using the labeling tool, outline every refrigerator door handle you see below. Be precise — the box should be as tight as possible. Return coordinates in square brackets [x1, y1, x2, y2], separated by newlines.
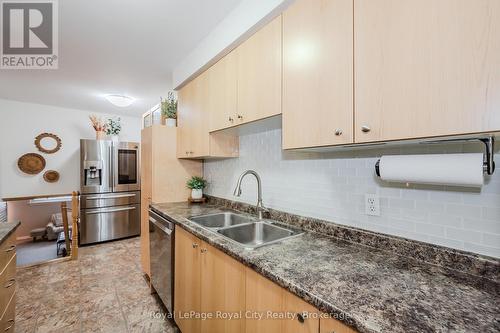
[86, 193, 136, 200]
[85, 206, 136, 215]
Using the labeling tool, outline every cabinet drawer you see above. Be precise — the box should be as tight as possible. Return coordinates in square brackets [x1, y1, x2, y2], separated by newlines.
[0, 233, 16, 272]
[0, 254, 16, 318]
[0, 292, 15, 333]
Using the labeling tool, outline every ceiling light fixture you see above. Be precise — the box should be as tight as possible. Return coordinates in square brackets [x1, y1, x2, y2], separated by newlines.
[105, 94, 135, 107]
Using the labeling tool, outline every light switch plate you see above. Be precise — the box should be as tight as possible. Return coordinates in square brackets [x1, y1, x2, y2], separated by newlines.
[365, 194, 380, 216]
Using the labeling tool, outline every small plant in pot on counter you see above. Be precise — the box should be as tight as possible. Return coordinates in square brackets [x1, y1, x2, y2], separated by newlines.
[161, 92, 177, 127]
[186, 176, 207, 200]
[106, 117, 122, 141]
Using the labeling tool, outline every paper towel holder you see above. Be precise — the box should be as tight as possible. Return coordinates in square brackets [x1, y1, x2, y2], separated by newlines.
[375, 136, 495, 177]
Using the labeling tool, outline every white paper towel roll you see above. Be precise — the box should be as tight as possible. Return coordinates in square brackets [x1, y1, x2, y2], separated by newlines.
[378, 153, 484, 187]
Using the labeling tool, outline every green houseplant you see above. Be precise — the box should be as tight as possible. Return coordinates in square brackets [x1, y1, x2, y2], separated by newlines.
[186, 176, 207, 199]
[161, 92, 177, 127]
[106, 117, 122, 141]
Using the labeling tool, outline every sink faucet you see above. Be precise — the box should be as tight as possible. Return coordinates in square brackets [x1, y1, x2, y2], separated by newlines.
[233, 170, 268, 219]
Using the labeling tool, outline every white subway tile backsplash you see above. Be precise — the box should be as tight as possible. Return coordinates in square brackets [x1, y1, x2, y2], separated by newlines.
[204, 128, 500, 258]
[446, 227, 482, 244]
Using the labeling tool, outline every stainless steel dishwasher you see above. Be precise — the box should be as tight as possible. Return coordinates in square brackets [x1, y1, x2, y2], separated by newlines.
[149, 209, 174, 313]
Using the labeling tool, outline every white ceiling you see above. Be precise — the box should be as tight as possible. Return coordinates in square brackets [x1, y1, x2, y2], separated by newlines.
[0, 0, 243, 116]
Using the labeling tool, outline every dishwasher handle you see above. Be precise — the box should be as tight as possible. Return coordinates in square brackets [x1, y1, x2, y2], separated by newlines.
[149, 217, 173, 235]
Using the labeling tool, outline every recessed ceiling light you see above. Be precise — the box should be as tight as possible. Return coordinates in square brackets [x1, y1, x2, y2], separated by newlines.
[105, 94, 135, 107]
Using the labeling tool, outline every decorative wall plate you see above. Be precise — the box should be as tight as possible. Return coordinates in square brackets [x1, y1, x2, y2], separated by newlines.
[43, 170, 60, 183]
[17, 153, 46, 174]
[35, 133, 62, 154]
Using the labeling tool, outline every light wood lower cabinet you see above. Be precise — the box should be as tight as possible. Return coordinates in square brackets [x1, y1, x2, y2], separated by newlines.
[0, 231, 16, 333]
[320, 315, 357, 333]
[245, 268, 284, 333]
[174, 227, 246, 333]
[200, 242, 246, 333]
[174, 227, 202, 333]
[174, 229, 356, 333]
[140, 125, 202, 277]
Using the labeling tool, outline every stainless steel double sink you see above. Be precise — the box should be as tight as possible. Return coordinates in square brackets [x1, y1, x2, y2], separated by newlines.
[188, 212, 303, 249]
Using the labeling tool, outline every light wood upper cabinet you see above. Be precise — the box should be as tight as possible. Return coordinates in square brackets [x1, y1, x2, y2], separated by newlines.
[200, 243, 246, 333]
[208, 51, 238, 132]
[283, 0, 354, 149]
[140, 126, 202, 277]
[174, 227, 202, 333]
[236, 15, 282, 125]
[354, 0, 500, 143]
[177, 72, 239, 159]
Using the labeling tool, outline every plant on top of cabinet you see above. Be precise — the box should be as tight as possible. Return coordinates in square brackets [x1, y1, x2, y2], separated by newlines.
[161, 92, 177, 127]
[186, 176, 207, 200]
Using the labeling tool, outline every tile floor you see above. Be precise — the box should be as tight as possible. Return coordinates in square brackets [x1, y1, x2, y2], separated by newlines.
[15, 237, 178, 333]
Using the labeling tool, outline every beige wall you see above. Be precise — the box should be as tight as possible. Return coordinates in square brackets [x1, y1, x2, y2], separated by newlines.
[7, 200, 61, 241]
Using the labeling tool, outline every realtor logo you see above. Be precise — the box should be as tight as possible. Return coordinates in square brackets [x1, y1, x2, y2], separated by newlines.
[1, 0, 58, 69]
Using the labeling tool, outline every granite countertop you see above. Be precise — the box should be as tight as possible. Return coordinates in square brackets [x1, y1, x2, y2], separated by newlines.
[0, 221, 20, 244]
[151, 202, 499, 333]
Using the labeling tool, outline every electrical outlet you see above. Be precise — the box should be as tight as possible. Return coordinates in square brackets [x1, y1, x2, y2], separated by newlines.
[365, 194, 380, 216]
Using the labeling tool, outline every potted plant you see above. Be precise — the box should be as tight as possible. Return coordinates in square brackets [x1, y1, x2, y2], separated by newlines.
[106, 117, 122, 141]
[161, 92, 177, 127]
[186, 176, 207, 200]
[89, 115, 108, 140]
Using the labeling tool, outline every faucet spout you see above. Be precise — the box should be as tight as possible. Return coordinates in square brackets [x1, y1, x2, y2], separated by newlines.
[233, 170, 267, 219]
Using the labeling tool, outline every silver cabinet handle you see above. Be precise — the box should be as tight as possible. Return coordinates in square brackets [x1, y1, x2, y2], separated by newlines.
[4, 245, 15, 253]
[334, 129, 343, 136]
[4, 278, 15, 288]
[86, 193, 136, 200]
[200, 248, 207, 254]
[192, 243, 199, 248]
[361, 125, 371, 133]
[85, 206, 136, 214]
[5, 319, 14, 331]
[237, 114, 243, 120]
[228, 116, 234, 122]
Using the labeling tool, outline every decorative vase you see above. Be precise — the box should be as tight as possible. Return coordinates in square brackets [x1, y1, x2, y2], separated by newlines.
[166, 118, 177, 127]
[110, 135, 119, 142]
[191, 189, 203, 200]
[96, 131, 106, 140]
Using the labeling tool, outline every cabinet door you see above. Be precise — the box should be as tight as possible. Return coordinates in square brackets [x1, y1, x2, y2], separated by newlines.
[209, 51, 238, 132]
[237, 15, 282, 125]
[174, 227, 201, 333]
[245, 268, 284, 333]
[320, 315, 357, 333]
[140, 127, 152, 276]
[190, 72, 211, 157]
[200, 243, 246, 333]
[355, 0, 500, 143]
[283, 0, 353, 149]
[282, 290, 319, 333]
[177, 81, 194, 158]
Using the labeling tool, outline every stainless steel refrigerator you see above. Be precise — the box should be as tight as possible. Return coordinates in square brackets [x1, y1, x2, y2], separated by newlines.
[80, 139, 141, 245]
